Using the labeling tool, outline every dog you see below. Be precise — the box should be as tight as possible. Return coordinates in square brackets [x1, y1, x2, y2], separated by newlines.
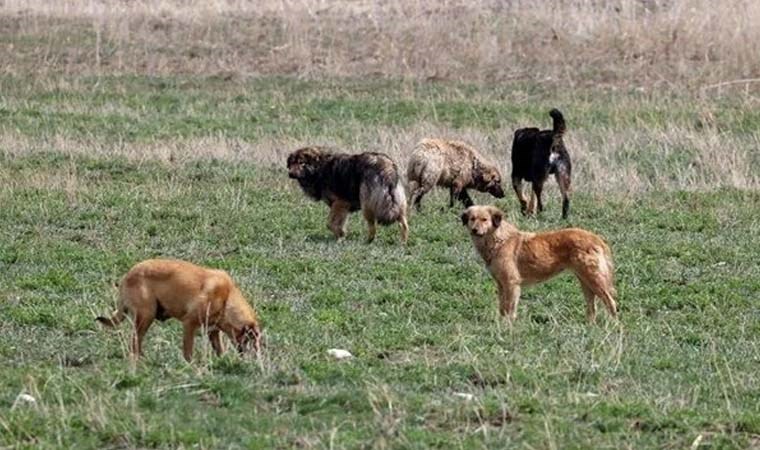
[407, 138, 505, 211]
[287, 146, 409, 243]
[510, 109, 572, 218]
[96, 259, 262, 362]
[461, 205, 617, 323]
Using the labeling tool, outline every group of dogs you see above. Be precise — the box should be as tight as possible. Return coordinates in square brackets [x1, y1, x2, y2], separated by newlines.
[97, 109, 618, 363]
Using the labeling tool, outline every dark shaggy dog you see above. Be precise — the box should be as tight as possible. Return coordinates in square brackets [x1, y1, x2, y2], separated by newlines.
[510, 109, 572, 219]
[287, 147, 409, 243]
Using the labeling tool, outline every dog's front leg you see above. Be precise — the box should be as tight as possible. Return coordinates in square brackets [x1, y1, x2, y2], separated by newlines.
[451, 181, 473, 208]
[208, 329, 224, 356]
[496, 281, 510, 318]
[458, 189, 474, 208]
[503, 283, 521, 321]
[496, 277, 520, 322]
[182, 322, 197, 362]
[327, 201, 350, 240]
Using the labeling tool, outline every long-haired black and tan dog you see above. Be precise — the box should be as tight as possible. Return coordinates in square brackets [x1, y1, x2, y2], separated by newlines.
[407, 138, 505, 211]
[97, 259, 262, 362]
[510, 109, 572, 219]
[462, 205, 617, 323]
[287, 146, 409, 243]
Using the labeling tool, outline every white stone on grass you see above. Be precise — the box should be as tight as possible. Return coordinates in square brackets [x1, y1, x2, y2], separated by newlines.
[327, 349, 353, 360]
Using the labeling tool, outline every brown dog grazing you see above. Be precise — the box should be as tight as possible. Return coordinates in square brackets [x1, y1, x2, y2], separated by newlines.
[287, 146, 409, 243]
[461, 205, 617, 323]
[96, 259, 261, 362]
[407, 138, 505, 211]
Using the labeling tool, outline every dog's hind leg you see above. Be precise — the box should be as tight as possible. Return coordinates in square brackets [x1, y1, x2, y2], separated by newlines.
[579, 282, 597, 324]
[512, 177, 528, 215]
[407, 181, 421, 212]
[362, 207, 377, 243]
[527, 187, 537, 215]
[398, 212, 409, 244]
[577, 270, 617, 320]
[532, 181, 544, 213]
[599, 290, 618, 319]
[131, 312, 154, 360]
[411, 188, 426, 212]
[411, 165, 438, 211]
[555, 170, 571, 219]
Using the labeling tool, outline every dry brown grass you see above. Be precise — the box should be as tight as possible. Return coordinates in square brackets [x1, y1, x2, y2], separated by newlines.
[1, 1, 758, 194]
[3, 120, 758, 194]
[3, 0, 760, 88]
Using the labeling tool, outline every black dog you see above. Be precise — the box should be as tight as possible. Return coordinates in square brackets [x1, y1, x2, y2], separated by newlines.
[510, 109, 572, 219]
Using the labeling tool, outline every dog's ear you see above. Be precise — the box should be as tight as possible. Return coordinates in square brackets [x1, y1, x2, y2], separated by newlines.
[460, 211, 469, 225]
[490, 209, 502, 228]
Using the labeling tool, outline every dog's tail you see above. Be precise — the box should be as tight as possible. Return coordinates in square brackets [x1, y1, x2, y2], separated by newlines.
[96, 308, 127, 328]
[378, 181, 408, 225]
[363, 172, 408, 226]
[597, 242, 617, 299]
[549, 108, 566, 137]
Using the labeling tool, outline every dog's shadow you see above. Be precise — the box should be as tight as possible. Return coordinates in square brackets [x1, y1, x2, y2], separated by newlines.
[305, 233, 337, 244]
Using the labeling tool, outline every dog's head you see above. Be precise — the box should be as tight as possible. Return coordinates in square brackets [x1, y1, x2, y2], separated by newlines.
[287, 147, 326, 180]
[235, 322, 262, 356]
[474, 165, 505, 199]
[461, 205, 503, 237]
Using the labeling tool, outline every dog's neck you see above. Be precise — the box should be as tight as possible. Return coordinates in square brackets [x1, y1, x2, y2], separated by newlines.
[220, 287, 258, 332]
[471, 222, 520, 265]
[297, 175, 324, 200]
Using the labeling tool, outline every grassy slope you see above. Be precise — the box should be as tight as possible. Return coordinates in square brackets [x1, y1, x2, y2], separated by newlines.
[1, 77, 759, 449]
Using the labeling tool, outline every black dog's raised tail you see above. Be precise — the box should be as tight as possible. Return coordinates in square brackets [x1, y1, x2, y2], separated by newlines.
[549, 109, 566, 137]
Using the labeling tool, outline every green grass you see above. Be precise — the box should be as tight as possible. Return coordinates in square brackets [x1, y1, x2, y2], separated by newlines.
[1, 146, 759, 448]
[3, 75, 760, 144]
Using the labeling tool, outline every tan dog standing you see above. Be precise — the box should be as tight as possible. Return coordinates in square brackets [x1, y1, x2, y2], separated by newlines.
[97, 259, 261, 362]
[461, 206, 617, 322]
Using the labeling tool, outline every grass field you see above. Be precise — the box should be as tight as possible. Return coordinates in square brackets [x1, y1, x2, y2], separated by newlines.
[2, 1, 760, 448]
[1, 75, 759, 449]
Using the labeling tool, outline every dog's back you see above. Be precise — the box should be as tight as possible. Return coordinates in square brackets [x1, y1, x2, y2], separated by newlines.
[408, 138, 478, 176]
[510, 127, 541, 182]
[120, 259, 231, 318]
[319, 152, 404, 214]
[511, 109, 568, 180]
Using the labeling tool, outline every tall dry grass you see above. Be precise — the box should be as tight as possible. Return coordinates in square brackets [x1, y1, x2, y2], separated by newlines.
[2, 0, 760, 88]
[3, 121, 758, 194]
